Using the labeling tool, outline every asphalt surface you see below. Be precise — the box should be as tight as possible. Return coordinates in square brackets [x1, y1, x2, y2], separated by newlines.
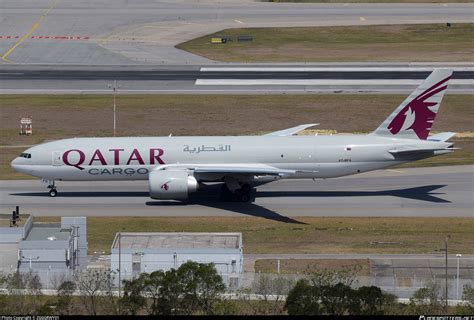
[1, 69, 473, 81]
[1, 165, 472, 220]
[1, 64, 473, 94]
[1, 1, 472, 65]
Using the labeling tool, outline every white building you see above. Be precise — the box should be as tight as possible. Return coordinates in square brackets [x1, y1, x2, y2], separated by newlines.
[110, 232, 243, 289]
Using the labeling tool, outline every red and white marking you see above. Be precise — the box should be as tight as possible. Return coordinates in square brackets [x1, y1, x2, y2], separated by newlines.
[0, 35, 90, 40]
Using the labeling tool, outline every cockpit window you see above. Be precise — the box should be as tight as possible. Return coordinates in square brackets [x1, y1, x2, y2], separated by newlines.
[19, 153, 31, 159]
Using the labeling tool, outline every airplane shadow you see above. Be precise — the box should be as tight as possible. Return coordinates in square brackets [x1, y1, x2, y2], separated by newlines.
[256, 185, 451, 204]
[145, 200, 306, 224]
[10, 191, 150, 198]
[11, 184, 449, 224]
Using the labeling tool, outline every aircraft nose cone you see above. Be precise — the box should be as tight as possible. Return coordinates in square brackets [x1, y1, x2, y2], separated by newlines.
[10, 157, 19, 169]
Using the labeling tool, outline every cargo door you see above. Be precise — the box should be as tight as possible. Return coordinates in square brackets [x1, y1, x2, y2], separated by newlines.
[52, 151, 62, 166]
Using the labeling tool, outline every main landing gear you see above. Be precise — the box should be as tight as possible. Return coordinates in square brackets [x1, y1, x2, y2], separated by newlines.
[220, 183, 253, 203]
[42, 179, 58, 197]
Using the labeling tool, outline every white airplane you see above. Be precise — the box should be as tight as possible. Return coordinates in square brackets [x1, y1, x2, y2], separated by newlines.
[11, 69, 456, 202]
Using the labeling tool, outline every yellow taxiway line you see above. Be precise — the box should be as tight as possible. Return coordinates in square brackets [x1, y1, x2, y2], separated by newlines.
[1, 0, 60, 63]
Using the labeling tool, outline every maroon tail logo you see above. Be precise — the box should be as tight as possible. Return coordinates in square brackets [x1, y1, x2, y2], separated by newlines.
[161, 183, 169, 191]
[387, 76, 450, 140]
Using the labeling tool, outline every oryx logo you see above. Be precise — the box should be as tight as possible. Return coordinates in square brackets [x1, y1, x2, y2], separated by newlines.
[161, 183, 169, 191]
[387, 76, 450, 140]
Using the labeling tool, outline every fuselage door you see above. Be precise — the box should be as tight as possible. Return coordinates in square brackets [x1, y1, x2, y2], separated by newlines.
[52, 151, 62, 166]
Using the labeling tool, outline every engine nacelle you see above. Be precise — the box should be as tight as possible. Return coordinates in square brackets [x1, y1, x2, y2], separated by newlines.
[149, 170, 198, 200]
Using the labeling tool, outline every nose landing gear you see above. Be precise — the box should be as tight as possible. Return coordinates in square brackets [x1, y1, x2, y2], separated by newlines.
[42, 179, 58, 197]
[48, 188, 58, 197]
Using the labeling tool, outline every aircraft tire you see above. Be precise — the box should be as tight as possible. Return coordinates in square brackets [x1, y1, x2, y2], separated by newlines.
[49, 189, 58, 197]
[240, 193, 250, 203]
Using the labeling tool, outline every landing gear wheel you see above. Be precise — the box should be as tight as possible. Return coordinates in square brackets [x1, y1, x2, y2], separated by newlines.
[240, 193, 250, 203]
[49, 189, 58, 197]
[238, 184, 252, 203]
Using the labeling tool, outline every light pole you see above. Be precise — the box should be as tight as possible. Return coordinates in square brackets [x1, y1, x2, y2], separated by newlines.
[444, 235, 450, 313]
[107, 80, 121, 137]
[116, 231, 122, 315]
[456, 253, 462, 300]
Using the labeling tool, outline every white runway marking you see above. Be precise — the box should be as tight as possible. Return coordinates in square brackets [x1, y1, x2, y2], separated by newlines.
[200, 67, 474, 72]
[195, 79, 473, 86]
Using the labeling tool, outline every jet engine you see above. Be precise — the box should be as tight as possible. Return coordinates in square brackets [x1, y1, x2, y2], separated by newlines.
[149, 169, 198, 200]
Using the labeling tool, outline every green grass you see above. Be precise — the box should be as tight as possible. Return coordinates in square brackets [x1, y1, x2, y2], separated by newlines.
[36, 217, 474, 255]
[176, 23, 474, 62]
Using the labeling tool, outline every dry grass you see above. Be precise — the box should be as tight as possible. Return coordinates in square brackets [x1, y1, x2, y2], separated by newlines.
[254, 259, 371, 275]
[176, 24, 474, 62]
[262, 0, 474, 3]
[1, 94, 471, 179]
[0, 214, 29, 227]
[32, 216, 474, 255]
[1, 94, 471, 141]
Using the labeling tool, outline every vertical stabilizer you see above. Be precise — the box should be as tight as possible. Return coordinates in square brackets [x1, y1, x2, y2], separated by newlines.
[372, 69, 452, 140]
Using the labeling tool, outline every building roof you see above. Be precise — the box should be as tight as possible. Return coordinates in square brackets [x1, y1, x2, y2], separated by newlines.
[112, 232, 241, 250]
[0, 243, 19, 271]
[24, 227, 71, 241]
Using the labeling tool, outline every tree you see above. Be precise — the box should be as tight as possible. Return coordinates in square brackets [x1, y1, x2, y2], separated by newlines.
[155, 268, 183, 315]
[142, 270, 166, 315]
[319, 282, 357, 315]
[463, 283, 474, 305]
[240, 273, 294, 315]
[456, 284, 474, 315]
[56, 280, 76, 315]
[177, 261, 226, 315]
[74, 269, 117, 315]
[285, 279, 322, 315]
[285, 270, 389, 315]
[121, 274, 147, 315]
[136, 262, 225, 315]
[4, 271, 43, 315]
[353, 286, 385, 315]
[408, 280, 444, 315]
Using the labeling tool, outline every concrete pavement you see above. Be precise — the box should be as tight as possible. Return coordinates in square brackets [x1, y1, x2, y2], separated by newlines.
[1, 1, 472, 65]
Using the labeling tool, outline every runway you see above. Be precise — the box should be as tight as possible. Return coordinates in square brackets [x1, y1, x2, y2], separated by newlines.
[1, 68, 473, 81]
[1, 64, 473, 94]
[0, 165, 472, 220]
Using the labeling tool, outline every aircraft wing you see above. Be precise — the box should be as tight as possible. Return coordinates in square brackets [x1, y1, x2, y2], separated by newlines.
[264, 123, 319, 136]
[154, 164, 316, 176]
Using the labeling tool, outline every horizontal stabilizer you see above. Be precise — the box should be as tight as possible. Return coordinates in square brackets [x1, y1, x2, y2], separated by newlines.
[427, 132, 456, 142]
[265, 123, 319, 136]
[388, 147, 458, 156]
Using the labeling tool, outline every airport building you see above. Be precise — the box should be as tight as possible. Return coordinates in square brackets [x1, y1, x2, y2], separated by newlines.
[111, 232, 243, 289]
[0, 214, 87, 288]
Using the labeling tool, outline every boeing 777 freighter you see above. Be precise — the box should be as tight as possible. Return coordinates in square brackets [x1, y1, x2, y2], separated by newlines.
[11, 69, 457, 202]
